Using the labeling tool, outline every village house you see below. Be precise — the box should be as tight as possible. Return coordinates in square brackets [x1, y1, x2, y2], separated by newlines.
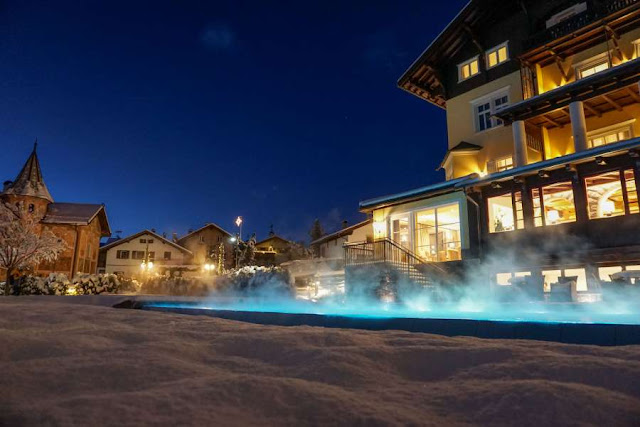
[311, 219, 373, 259]
[99, 230, 193, 278]
[1, 144, 111, 278]
[350, 0, 640, 294]
[177, 223, 234, 269]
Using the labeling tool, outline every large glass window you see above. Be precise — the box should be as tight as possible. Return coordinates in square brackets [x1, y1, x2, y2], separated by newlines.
[391, 216, 410, 248]
[532, 182, 576, 226]
[415, 203, 461, 262]
[487, 191, 524, 233]
[585, 169, 639, 219]
[575, 54, 609, 80]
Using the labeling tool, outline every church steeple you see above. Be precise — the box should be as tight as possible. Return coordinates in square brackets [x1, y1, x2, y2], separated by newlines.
[2, 141, 54, 203]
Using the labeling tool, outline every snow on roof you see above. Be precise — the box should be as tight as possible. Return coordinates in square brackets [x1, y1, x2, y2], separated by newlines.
[42, 203, 111, 237]
[177, 222, 232, 243]
[100, 229, 192, 255]
[310, 219, 373, 246]
[361, 137, 640, 211]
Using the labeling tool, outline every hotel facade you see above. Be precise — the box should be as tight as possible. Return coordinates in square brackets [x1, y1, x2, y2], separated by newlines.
[351, 0, 640, 292]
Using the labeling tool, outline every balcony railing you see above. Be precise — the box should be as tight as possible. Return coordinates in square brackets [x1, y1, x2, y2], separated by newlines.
[345, 238, 443, 287]
[524, 0, 639, 51]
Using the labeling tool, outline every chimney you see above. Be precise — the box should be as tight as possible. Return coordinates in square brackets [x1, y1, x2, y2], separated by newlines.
[172, 232, 178, 243]
[151, 228, 156, 233]
[162, 232, 167, 238]
[342, 220, 348, 229]
[2, 181, 12, 192]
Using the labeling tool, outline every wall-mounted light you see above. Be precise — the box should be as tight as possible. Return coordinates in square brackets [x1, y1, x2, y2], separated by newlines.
[491, 182, 502, 189]
[373, 221, 386, 235]
[538, 170, 550, 178]
[595, 156, 607, 166]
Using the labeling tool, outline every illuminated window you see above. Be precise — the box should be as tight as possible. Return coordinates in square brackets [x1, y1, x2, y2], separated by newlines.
[487, 191, 524, 233]
[635, 40, 640, 58]
[598, 266, 623, 281]
[458, 57, 480, 82]
[532, 181, 576, 227]
[564, 268, 587, 291]
[588, 122, 633, 148]
[391, 216, 410, 248]
[472, 88, 509, 132]
[486, 42, 509, 69]
[585, 169, 639, 219]
[575, 54, 609, 80]
[488, 156, 514, 173]
[495, 271, 531, 286]
[542, 270, 562, 292]
[415, 203, 461, 262]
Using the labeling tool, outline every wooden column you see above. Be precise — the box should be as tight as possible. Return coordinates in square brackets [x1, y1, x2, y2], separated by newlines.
[570, 101, 589, 152]
[513, 120, 529, 167]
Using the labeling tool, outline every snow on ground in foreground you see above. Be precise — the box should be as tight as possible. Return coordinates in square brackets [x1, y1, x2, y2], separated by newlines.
[1, 299, 640, 426]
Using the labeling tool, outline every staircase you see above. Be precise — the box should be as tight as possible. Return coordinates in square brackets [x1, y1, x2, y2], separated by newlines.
[344, 238, 444, 292]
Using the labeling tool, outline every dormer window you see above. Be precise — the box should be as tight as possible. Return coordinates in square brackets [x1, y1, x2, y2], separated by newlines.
[486, 42, 509, 69]
[28, 204, 35, 213]
[458, 56, 480, 82]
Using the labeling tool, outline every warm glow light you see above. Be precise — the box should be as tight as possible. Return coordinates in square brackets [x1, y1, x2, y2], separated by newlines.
[373, 221, 386, 234]
[140, 262, 146, 270]
[235, 216, 243, 227]
[477, 170, 487, 177]
[602, 200, 615, 216]
[147, 261, 154, 269]
[547, 209, 560, 224]
[229, 236, 237, 243]
[204, 263, 215, 271]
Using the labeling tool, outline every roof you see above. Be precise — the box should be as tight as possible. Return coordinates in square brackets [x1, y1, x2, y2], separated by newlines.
[2, 143, 53, 202]
[255, 234, 293, 247]
[439, 141, 483, 169]
[177, 222, 232, 244]
[42, 203, 111, 237]
[310, 219, 373, 246]
[360, 136, 640, 211]
[100, 229, 192, 255]
[359, 174, 474, 212]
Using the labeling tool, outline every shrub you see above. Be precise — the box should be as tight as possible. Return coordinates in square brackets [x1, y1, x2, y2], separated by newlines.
[72, 274, 120, 295]
[217, 266, 292, 297]
[140, 276, 213, 296]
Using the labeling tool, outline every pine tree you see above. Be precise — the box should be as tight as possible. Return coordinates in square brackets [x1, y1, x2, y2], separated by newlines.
[309, 219, 324, 242]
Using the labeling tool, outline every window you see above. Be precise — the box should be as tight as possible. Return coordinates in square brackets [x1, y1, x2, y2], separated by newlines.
[164, 251, 172, 260]
[116, 250, 130, 259]
[132, 251, 145, 260]
[148, 251, 155, 261]
[496, 271, 531, 286]
[472, 89, 509, 132]
[390, 216, 410, 248]
[575, 53, 609, 80]
[588, 121, 634, 148]
[487, 191, 524, 233]
[28, 204, 34, 213]
[415, 203, 461, 262]
[140, 239, 146, 243]
[148, 239, 154, 244]
[488, 156, 514, 173]
[532, 181, 576, 226]
[585, 169, 639, 219]
[563, 268, 587, 291]
[486, 42, 509, 69]
[634, 40, 640, 58]
[458, 56, 480, 82]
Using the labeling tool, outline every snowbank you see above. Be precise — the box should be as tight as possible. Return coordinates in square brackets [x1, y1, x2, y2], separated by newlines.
[0, 298, 639, 426]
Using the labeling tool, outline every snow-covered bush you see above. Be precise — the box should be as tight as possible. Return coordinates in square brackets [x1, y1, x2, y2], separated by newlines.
[217, 266, 292, 297]
[140, 276, 213, 296]
[117, 277, 141, 294]
[14, 273, 69, 295]
[72, 274, 120, 295]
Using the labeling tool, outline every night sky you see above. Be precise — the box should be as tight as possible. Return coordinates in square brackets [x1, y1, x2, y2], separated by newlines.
[0, 0, 465, 242]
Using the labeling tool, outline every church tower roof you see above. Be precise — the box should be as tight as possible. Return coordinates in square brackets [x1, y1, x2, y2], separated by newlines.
[2, 142, 54, 203]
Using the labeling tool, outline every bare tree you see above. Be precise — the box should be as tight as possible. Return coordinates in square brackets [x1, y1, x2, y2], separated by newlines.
[0, 202, 66, 295]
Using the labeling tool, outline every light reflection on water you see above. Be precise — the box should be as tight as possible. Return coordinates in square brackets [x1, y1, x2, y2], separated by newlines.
[146, 298, 640, 325]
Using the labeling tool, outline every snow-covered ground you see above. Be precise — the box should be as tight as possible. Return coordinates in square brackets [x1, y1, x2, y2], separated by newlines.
[1, 297, 640, 426]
